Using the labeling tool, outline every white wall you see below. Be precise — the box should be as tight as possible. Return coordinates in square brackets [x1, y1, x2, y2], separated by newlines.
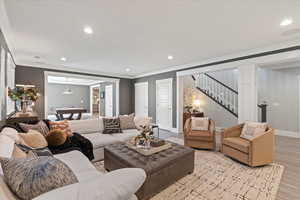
[258, 67, 299, 132]
[207, 68, 238, 91]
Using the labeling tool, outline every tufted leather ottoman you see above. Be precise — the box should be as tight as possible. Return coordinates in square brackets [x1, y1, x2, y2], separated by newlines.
[104, 142, 195, 200]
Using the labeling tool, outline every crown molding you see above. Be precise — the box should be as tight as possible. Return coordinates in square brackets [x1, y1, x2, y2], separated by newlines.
[0, 0, 17, 64]
[18, 62, 134, 79]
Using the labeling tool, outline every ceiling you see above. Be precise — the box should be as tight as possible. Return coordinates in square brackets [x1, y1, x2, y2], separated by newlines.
[47, 75, 103, 86]
[2, 0, 300, 78]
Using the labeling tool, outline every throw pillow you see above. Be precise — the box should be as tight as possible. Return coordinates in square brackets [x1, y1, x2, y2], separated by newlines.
[240, 121, 268, 140]
[19, 121, 50, 137]
[15, 143, 53, 157]
[134, 116, 152, 130]
[0, 127, 20, 141]
[103, 117, 122, 134]
[48, 120, 73, 137]
[0, 135, 15, 175]
[119, 113, 136, 129]
[18, 130, 48, 148]
[11, 144, 27, 158]
[0, 156, 78, 200]
[46, 129, 67, 146]
[191, 117, 209, 131]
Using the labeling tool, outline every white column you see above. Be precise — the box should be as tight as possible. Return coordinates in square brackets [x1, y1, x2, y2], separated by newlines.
[176, 75, 184, 134]
[238, 64, 258, 123]
[115, 79, 120, 116]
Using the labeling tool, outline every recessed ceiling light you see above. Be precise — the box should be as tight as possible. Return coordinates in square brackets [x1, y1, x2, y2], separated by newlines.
[60, 57, 67, 61]
[280, 18, 293, 27]
[84, 26, 93, 34]
[125, 68, 131, 72]
[168, 55, 173, 60]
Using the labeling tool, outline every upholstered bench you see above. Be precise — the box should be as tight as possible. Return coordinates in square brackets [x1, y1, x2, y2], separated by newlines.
[104, 142, 195, 200]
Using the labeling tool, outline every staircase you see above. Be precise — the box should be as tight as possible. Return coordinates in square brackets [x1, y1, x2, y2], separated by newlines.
[192, 73, 238, 117]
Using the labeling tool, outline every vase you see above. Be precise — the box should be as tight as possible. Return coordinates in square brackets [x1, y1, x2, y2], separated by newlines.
[21, 101, 28, 113]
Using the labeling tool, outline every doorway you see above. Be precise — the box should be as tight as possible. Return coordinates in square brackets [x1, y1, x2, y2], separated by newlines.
[135, 82, 148, 117]
[105, 85, 113, 117]
[156, 78, 173, 130]
[90, 85, 100, 118]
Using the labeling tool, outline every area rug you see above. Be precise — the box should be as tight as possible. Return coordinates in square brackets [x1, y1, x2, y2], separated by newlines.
[94, 137, 284, 200]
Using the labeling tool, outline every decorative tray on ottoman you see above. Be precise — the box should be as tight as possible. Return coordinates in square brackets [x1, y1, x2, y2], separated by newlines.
[125, 141, 172, 156]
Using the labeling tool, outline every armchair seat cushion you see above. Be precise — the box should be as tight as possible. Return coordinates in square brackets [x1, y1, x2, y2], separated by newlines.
[187, 130, 214, 141]
[223, 137, 250, 153]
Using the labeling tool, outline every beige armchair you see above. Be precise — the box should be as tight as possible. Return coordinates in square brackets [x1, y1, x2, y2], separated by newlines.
[221, 124, 274, 167]
[184, 118, 216, 150]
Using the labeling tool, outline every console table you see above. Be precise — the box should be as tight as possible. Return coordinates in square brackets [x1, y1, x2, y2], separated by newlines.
[6, 112, 39, 125]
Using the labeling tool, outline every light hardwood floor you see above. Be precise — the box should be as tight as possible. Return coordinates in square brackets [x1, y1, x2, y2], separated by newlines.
[275, 136, 300, 200]
[159, 130, 300, 200]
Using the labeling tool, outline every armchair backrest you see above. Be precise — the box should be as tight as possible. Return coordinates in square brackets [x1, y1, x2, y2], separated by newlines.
[184, 117, 215, 135]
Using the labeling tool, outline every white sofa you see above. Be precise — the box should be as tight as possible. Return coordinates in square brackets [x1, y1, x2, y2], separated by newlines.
[0, 127, 146, 200]
[68, 118, 145, 162]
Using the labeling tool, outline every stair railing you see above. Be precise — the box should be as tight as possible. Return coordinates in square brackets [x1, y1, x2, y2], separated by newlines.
[193, 73, 238, 117]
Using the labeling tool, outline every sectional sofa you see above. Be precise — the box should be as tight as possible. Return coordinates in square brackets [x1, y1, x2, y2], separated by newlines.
[0, 117, 150, 200]
[68, 117, 148, 162]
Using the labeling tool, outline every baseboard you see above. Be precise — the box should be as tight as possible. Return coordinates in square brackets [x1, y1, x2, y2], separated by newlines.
[216, 127, 225, 132]
[275, 129, 300, 138]
[159, 127, 179, 134]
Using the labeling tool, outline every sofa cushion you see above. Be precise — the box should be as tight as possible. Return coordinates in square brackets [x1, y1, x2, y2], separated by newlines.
[240, 121, 267, 140]
[69, 119, 103, 134]
[223, 137, 250, 153]
[33, 168, 146, 200]
[54, 150, 103, 182]
[111, 129, 140, 142]
[0, 156, 78, 200]
[82, 133, 119, 149]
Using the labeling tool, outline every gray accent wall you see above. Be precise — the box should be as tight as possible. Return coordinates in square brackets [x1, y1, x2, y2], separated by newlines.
[132, 71, 177, 128]
[47, 83, 90, 115]
[15, 65, 133, 119]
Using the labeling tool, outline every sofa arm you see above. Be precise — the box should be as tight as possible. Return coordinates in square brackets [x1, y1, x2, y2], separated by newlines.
[34, 168, 146, 200]
[183, 118, 192, 135]
[249, 128, 274, 166]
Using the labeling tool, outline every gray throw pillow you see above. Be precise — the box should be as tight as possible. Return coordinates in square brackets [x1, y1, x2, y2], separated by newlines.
[0, 156, 78, 200]
[15, 143, 53, 157]
[19, 121, 50, 137]
[103, 117, 122, 134]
